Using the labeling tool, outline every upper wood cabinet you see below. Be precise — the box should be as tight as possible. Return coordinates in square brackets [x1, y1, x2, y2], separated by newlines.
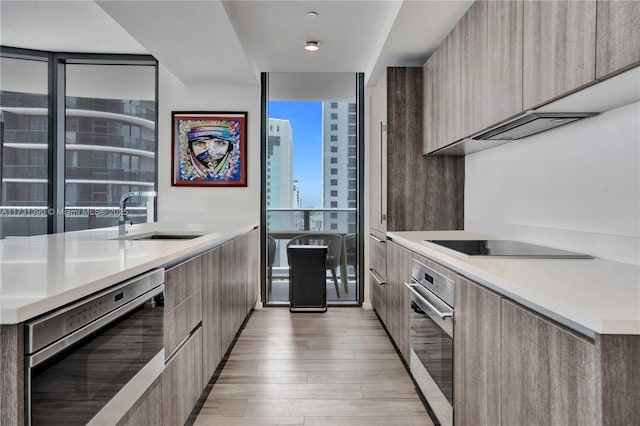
[596, 0, 640, 79]
[486, 0, 523, 126]
[523, 0, 596, 110]
[460, 0, 489, 137]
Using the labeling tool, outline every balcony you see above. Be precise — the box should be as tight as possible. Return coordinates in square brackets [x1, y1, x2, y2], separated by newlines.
[266, 208, 358, 304]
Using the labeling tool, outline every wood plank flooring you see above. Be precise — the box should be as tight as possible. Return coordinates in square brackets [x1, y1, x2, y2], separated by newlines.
[193, 308, 433, 426]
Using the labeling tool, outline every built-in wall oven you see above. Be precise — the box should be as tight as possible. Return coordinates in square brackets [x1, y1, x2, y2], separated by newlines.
[24, 269, 165, 425]
[404, 259, 454, 426]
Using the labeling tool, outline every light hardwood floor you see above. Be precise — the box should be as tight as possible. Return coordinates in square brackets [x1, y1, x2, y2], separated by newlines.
[193, 308, 434, 426]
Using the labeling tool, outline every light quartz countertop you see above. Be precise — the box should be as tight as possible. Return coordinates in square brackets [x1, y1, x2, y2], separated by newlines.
[0, 222, 257, 324]
[388, 230, 640, 336]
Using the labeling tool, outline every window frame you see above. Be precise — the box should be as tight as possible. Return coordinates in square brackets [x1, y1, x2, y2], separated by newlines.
[0, 46, 158, 235]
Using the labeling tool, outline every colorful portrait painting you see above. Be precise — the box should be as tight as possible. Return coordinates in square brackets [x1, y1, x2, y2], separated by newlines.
[172, 112, 247, 186]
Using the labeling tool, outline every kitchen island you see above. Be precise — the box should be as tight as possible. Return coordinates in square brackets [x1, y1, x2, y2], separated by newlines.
[0, 223, 259, 425]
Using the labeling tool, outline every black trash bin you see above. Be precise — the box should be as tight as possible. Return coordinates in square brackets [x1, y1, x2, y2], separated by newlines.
[287, 245, 328, 313]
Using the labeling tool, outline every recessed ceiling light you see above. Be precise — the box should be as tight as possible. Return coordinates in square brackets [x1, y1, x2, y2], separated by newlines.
[307, 11, 318, 18]
[304, 41, 320, 52]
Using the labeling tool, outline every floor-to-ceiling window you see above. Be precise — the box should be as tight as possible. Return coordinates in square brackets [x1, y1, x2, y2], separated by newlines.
[263, 72, 363, 306]
[0, 47, 157, 238]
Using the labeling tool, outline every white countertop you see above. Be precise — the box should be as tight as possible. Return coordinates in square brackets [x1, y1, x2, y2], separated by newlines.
[0, 222, 257, 324]
[388, 230, 640, 336]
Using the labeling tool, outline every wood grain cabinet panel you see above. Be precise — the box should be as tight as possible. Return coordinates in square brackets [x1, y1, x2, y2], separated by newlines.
[385, 241, 411, 362]
[454, 277, 501, 426]
[501, 300, 598, 426]
[219, 240, 236, 351]
[596, 0, 640, 79]
[202, 247, 221, 382]
[460, 0, 489, 137]
[370, 270, 387, 326]
[523, 0, 596, 109]
[162, 328, 203, 426]
[422, 51, 441, 154]
[486, 0, 523, 126]
[369, 77, 387, 234]
[246, 228, 259, 311]
[0, 324, 24, 426]
[164, 255, 203, 359]
[443, 25, 464, 145]
[117, 377, 162, 426]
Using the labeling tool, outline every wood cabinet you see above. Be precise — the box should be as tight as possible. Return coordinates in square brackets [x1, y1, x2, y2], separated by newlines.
[523, 0, 596, 109]
[162, 328, 203, 426]
[369, 75, 387, 235]
[454, 277, 501, 426]
[460, 0, 489, 137]
[118, 377, 162, 426]
[219, 240, 236, 351]
[202, 247, 221, 382]
[373, 67, 464, 231]
[501, 300, 598, 426]
[164, 255, 203, 358]
[423, 27, 463, 154]
[369, 269, 387, 326]
[486, 0, 523, 126]
[385, 241, 411, 361]
[246, 228, 259, 311]
[596, 0, 640, 79]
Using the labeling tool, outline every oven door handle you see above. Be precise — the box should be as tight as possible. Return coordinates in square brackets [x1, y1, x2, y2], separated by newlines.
[404, 282, 453, 320]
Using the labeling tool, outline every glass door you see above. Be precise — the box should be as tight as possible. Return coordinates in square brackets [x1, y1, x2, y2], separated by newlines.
[264, 73, 360, 305]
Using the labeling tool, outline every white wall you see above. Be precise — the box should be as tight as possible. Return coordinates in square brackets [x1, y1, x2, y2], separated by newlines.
[157, 65, 261, 228]
[465, 101, 640, 266]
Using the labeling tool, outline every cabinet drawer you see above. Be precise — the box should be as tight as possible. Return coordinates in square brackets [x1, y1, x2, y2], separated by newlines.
[165, 255, 203, 312]
[370, 270, 387, 325]
[164, 290, 202, 359]
[162, 328, 203, 426]
[369, 234, 387, 279]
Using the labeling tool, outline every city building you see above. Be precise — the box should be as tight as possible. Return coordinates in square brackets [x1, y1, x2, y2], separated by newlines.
[322, 101, 357, 233]
[266, 118, 293, 231]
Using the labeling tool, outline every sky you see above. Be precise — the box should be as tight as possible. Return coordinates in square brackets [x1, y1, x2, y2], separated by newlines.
[268, 101, 323, 207]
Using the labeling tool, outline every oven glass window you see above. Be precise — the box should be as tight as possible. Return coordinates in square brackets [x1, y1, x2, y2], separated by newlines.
[411, 300, 453, 405]
[30, 301, 163, 425]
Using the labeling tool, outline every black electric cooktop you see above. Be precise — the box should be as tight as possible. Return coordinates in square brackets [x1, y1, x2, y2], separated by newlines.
[424, 240, 593, 259]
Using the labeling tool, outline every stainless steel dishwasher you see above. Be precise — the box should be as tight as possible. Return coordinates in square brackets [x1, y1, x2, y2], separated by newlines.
[24, 269, 165, 425]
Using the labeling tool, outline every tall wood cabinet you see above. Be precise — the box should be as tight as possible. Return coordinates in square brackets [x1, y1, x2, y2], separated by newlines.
[369, 67, 463, 350]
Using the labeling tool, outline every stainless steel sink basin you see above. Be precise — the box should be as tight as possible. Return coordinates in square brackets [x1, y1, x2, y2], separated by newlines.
[112, 232, 205, 241]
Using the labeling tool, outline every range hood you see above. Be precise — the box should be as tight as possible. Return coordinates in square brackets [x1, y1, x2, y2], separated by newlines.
[471, 112, 597, 141]
[430, 66, 640, 156]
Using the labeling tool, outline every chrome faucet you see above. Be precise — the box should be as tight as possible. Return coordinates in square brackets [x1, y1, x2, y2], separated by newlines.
[119, 191, 157, 236]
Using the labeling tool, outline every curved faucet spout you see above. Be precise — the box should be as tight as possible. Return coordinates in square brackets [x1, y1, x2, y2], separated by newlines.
[119, 191, 157, 236]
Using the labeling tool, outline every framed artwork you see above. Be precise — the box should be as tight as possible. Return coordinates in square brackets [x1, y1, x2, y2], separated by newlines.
[172, 111, 247, 186]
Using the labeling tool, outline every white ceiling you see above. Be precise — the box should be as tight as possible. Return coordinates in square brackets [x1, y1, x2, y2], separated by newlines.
[0, 0, 472, 88]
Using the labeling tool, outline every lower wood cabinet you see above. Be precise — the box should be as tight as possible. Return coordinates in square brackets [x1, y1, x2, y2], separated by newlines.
[370, 269, 387, 325]
[164, 255, 203, 358]
[454, 277, 501, 426]
[162, 328, 204, 426]
[117, 377, 162, 426]
[386, 241, 411, 361]
[501, 300, 598, 426]
[202, 247, 222, 382]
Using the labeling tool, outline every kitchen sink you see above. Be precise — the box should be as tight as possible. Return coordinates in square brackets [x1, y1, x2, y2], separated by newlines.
[112, 232, 205, 241]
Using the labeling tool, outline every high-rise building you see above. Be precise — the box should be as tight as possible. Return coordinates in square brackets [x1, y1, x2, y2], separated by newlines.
[266, 118, 294, 231]
[322, 101, 357, 233]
